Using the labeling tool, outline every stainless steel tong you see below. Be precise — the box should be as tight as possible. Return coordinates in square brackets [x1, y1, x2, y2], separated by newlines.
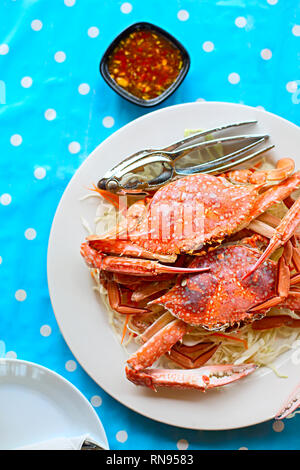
[97, 121, 274, 194]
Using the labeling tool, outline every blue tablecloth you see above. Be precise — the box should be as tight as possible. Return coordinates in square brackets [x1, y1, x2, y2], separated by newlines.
[1, 0, 300, 450]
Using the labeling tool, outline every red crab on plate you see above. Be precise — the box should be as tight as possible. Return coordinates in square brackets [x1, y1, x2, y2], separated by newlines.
[81, 158, 300, 396]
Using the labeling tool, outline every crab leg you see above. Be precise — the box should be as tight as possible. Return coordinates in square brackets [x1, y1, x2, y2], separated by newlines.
[283, 240, 294, 264]
[247, 243, 291, 312]
[129, 312, 158, 333]
[251, 172, 300, 216]
[243, 197, 300, 280]
[275, 383, 300, 420]
[249, 216, 300, 240]
[87, 237, 177, 263]
[246, 231, 300, 276]
[125, 315, 256, 391]
[168, 342, 220, 369]
[291, 237, 300, 272]
[291, 274, 300, 286]
[140, 312, 174, 342]
[248, 219, 277, 239]
[225, 158, 295, 185]
[279, 289, 300, 312]
[112, 272, 145, 287]
[81, 243, 209, 276]
[284, 195, 296, 209]
[127, 319, 188, 371]
[125, 363, 257, 391]
[107, 281, 150, 315]
[137, 312, 220, 368]
[257, 212, 283, 227]
[131, 279, 175, 303]
[252, 314, 300, 330]
[114, 255, 187, 285]
[112, 272, 175, 286]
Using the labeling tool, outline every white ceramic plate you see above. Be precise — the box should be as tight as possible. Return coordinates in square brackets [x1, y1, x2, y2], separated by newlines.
[0, 358, 109, 449]
[47, 102, 300, 430]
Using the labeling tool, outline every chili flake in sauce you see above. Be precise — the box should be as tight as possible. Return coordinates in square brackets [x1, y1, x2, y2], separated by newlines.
[107, 29, 183, 101]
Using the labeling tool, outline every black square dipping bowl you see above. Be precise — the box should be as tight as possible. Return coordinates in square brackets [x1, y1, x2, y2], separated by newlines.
[99, 22, 190, 107]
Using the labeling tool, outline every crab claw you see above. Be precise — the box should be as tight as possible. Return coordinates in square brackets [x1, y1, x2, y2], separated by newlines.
[243, 197, 300, 280]
[275, 382, 300, 420]
[80, 242, 209, 276]
[125, 363, 257, 392]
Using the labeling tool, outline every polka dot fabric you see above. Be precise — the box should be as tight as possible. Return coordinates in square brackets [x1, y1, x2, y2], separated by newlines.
[0, 0, 300, 451]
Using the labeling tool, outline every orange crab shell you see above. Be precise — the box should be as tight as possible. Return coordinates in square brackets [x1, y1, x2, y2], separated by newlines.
[129, 174, 259, 255]
[151, 244, 277, 330]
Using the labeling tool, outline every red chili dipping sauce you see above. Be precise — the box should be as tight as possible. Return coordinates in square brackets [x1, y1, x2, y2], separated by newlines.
[107, 29, 184, 101]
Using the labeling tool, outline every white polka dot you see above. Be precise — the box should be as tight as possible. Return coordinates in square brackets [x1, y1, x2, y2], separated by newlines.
[228, 72, 240, 84]
[68, 141, 81, 154]
[87, 27, 99, 38]
[21, 76, 33, 88]
[292, 25, 300, 37]
[273, 420, 284, 432]
[120, 2, 132, 14]
[267, 0, 278, 4]
[177, 439, 189, 450]
[196, 97, 206, 102]
[261, 48, 272, 60]
[202, 41, 214, 52]
[235, 17, 247, 28]
[0, 194, 12, 205]
[10, 134, 22, 146]
[228, 72, 240, 85]
[40, 325, 52, 337]
[65, 360, 77, 372]
[177, 9, 189, 21]
[34, 167, 46, 179]
[116, 430, 128, 443]
[15, 289, 27, 302]
[44, 108, 56, 121]
[0, 256, 2, 265]
[25, 228, 36, 240]
[54, 51, 66, 63]
[102, 116, 115, 128]
[91, 395, 102, 407]
[78, 83, 90, 95]
[64, 0, 76, 5]
[286, 81, 298, 93]
[238, 446, 248, 450]
[31, 19, 43, 31]
[0, 44, 9, 55]
[6, 351, 17, 359]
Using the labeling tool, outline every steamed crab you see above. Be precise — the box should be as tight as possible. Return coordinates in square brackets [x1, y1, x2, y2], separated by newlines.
[81, 158, 300, 392]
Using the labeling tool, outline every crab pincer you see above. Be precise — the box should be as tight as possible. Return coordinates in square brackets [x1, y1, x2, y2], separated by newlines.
[124, 316, 257, 392]
[125, 363, 257, 392]
[243, 197, 300, 280]
[80, 242, 209, 277]
[275, 382, 300, 420]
